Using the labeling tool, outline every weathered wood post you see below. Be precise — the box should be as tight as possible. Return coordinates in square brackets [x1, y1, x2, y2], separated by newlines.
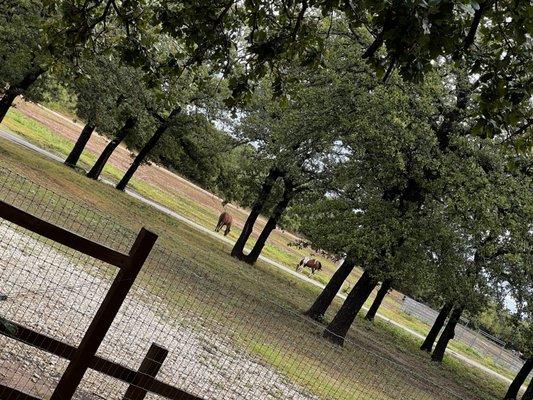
[123, 343, 169, 400]
[50, 228, 157, 400]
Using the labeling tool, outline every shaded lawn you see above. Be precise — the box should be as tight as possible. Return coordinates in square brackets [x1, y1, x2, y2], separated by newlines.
[0, 137, 511, 400]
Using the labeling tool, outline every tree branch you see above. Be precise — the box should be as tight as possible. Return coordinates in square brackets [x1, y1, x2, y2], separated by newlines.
[215, 1, 234, 26]
[291, 0, 309, 40]
[503, 118, 533, 143]
[362, 29, 384, 59]
[463, 1, 493, 52]
[382, 58, 396, 83]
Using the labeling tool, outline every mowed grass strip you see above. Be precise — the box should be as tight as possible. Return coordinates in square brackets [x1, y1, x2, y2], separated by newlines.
[2, 106, 343, 282]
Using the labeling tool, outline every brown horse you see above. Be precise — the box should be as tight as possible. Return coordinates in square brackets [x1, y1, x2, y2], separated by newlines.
[296, 257, 322, 274]
[215, 211, 232, 236]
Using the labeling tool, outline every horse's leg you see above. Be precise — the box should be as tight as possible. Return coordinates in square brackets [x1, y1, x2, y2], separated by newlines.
[224, 225, 230, 236]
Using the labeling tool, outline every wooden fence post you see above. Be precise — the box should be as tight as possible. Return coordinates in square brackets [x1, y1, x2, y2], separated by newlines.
[50, 228, 157, 400]
[123, 343, 169, 400]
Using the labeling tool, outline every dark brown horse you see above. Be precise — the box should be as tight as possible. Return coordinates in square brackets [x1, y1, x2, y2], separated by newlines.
[215, 211, 232, 236]
[296, 257, 322, 274]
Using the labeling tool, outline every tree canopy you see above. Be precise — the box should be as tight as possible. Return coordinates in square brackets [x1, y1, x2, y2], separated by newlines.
[0, 1, 530, 387]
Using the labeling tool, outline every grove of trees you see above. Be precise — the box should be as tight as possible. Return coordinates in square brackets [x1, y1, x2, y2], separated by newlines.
[0, 1, 531, 399]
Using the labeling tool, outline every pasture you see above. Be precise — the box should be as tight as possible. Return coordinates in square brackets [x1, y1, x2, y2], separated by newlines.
[1, 101, 525, 384]
[2, 100, 342, 285]
[2, 2, 532, 398]
[0, 125, 511, 399]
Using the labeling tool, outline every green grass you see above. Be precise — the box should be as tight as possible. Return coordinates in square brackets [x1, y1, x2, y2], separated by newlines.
[4, 108, 77, 155]
[248, 340, 395, 400]
[2, 107, 339, 281]
[369, 319, 507, 400]
[4, 108, 127, 182]
[0, 109, 518, 400]
[382, 307, 523, 384]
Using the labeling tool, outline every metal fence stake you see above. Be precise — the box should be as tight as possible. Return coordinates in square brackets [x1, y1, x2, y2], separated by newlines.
[50, 228, 157, 400]
[470, 329, 479, 348]
[123, 343, 169, 400]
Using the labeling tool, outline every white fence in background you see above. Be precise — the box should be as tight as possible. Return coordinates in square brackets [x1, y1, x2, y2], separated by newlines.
[401, 297, 526, 375]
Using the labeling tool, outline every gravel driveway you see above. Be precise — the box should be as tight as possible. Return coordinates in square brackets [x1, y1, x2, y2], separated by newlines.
[0, 221, 317, 400]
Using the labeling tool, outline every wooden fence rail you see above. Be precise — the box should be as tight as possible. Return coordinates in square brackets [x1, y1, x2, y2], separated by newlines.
[50, 227, 157, 399]
[0, 384, 41, 400]
[0, 200, 130, 268]
[0, 199, 204, 400]
[123, 343, 169, 400]
[0, 319, 202, 399]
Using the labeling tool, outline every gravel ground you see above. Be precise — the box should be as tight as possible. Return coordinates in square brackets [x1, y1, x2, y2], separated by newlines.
[0, 221, 317, 400]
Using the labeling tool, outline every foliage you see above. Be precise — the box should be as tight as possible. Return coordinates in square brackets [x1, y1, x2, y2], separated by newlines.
[71, 54, 153, 137]
[26, 73, 78, 115]
[215, 144, 261, 205]
[0, 0, 53, 88]
[293, 38, 445, 293]
[151, 112, 241, 192]
[293, 33, 532, 324]
[51, 2, 532, 148]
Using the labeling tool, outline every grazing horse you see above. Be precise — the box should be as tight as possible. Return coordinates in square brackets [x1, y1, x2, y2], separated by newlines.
[296, 257, 322, 274]
[215, 211, 232, 236]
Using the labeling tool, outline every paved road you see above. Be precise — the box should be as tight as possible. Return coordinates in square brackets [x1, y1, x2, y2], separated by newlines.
[0, 128, 518, 388]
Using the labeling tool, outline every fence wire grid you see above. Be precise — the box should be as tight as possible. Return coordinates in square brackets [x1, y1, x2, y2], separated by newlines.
[0, 165, 477, 400]
[401, 297, 526, 375]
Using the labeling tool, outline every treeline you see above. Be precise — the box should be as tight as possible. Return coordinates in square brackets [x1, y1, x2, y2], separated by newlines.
[22, 69, 255, 203]
[0, 2, 531, 399]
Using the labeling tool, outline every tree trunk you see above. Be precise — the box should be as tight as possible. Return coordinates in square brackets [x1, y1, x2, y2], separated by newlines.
[87, 117, 137, 180]
[523, 377, 533, 400]
[65, 123, 96, 167]
[323, 270, 378, 346]
[0, 90, 18, 123]
[304, 255, 356, 321]
[116, 126, 164, 191]
[0, 68, 45, 123]
[365, 278, 392, 321]
[242, 181, 294, 265]
[116, 107, 180, 191]
[431, 306, 463, 362]
[231, 167, 282, 259]
[420, 302, 453, 352]
[504, 357, 533, 400]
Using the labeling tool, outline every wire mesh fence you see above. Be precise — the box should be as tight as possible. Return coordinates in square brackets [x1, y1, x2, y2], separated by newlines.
[0, 165, 473, 400]
[401, 296, 527, 375]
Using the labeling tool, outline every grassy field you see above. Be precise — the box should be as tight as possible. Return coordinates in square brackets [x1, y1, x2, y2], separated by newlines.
[0, 117, 515, 399]
[2, 104, 344, 280]
[2, 104, 524, 382]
